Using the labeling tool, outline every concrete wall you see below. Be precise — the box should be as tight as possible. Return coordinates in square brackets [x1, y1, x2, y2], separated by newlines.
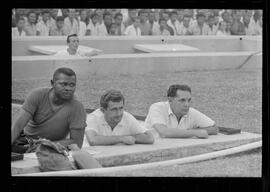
[12, 51, 262, 79]
[12, 36, 261, 56]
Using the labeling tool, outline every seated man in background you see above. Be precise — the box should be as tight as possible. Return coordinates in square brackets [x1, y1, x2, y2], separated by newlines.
[49, 16, 67, 36]
[12, 16, 26, 37]
[145, 84, 218, 139]
[54, 34, 99, 57]
[12, 67, 87, 153]
[85, 90, 154, 146]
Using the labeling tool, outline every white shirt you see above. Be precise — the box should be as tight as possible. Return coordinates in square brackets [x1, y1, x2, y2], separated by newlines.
[64, 17, 79, 35]
[145, 101, 215, 131]
[167, 19, 181, 36]
[87, 22, 108, 36]
[36, 20, 50, 36]
[124, 25, 141, 36]
[12, 27, 26, 37]
[54, 48, 86, 57]
[86, 108, 147, 136]
[78, 21, 87, 36]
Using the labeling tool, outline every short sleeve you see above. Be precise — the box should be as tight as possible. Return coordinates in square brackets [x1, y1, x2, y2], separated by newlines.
[85, 113, 99, 134]
[144, 103, 167, 129]
[69, 101, 87, 129]
[192, 109, 215, 128]
[126, 113, 147, 135]
[22, 88, 41, 116]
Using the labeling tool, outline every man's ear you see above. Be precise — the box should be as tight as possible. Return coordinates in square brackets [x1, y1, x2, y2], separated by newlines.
[50, 80, 54, 86]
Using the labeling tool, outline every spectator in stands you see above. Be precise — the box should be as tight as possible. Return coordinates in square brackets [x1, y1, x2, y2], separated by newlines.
[144, 84, 218, 139]
[160, 11, 174, 35]
[75, 10, 87, 36]
[243, 12, 255, 35]
[221, 11, 231, 23]
[114, 12, 125, 35]
[216, 21, 230, 36]
[103, 12, 113, 34]
[36, 10, 51, 36]
[86, 12, 108, 36]
[178, 14, 192, 35]
[12, 17, 26, 37]
[207, 15, 218, 35]
[253, 10, 262, 35]
[95, 9, 104, 25]
[80, 9, 90, 26]
[48, 9, 58, 30]
[124, 17, 141, 36]
[49, 16, 67, 36]
[148, 10, 159, 35]
[138, 9, 151, 35]
[167, 11, 181, 36]
[152, 18, 171, 36]
[108, 23, 118, 35]
[24, 11, 37, 36]
[64, 9, 79, 35]
[54, 34, 99, 56]
[190, 13, 210, 35]
[230, 10, 246, 35]
[85, 90, 154, 146]
[123, 9, 137, 27]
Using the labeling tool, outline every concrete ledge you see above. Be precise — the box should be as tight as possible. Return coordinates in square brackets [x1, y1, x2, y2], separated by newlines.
[12, 51, 261, 79]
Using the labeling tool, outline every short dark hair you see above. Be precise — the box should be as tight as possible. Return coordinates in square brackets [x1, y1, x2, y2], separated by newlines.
[41, 10, 50, 15]
[167, 84, 191, 97]
[100, 90, 125, 110]
[56, 16, 64, 22]
[27, 11, 36, 18]
[138, 9, 147, 16]
[170, 11, 178, 17]
[158, 18, 167, 24]
[196, 13, 206, 19]
[67, 34, 78, 43]
[114, 12, 123, 19]
[103, 11, 111, 19]
[53, 67, 76, 81]
[91, 12, 98, 19]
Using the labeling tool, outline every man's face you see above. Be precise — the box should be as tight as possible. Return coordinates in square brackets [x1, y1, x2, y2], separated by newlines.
[92, 15, 98, 24]
[104, 15, 112, 26]
[208, 18, 215, 27]
[162, 13, 169, 21]
[149, 12, 155, 22]
[197, 16, 205, 25]
[28, 13, 36, 24]
[243, 14, 251, 24]
[159, 20, 167, 29]
[183, 17, 190, 27]
[170, 90, 191, 116]
[134, 18, 140, 28]
[56, 20, 64, 29]
[115, 15, 123, 25]
[129, 10, 137, 19]
[68, 36, 79, 52]
[109, 24, 118, 35]
[222, 12, 230, 22]
[140, 13, 148, 22]
[170, 14, 177, 22]
[42, 13, 50, 22]
[52, 73, 76, 101]
[68, 9, 76, 20]
[104, 101, 124, 125]
[17, 19, 25, 29]
[80, 10, 87, 20]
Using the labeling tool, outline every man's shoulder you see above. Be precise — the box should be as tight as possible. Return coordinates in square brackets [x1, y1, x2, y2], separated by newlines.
[151, 101, 168, 107]
[29, 87, 50, 95]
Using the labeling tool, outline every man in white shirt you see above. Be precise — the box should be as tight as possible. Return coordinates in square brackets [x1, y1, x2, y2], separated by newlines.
[85, 90, 154, 146]
[86, 12, 107, 36]
[145, 84, 218, 139]
[12, 17, 26, 37]
[36, 10, 51, 36]
[54, 34, 99, 57]
[178, 14, 192, 35]
[207, 15, 218, 35]
[64, 9, 79, 35]
[114, 12, 125, 35]
[124, 17, 141, 36]
[167, 11, 181, 36]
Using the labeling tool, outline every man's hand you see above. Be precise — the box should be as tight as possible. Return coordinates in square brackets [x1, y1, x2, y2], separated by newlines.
[195, 130, 209, 139]
[122, 136, 136, 145]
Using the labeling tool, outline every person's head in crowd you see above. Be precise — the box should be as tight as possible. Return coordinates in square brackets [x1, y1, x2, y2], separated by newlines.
[253, 10, 262, 22]
[51, 67, 77, 101]
[167, 84, 192, 117]
[183, 14, 191, 28]
[232, 10, 242, 22]
[68, 9, 76, 21]
[27, 11, 37, 24]
[245, 10, 253, 18]
[128, 9, 138, 21]
[61, 9, 69, 18]
[148, 11, 156, 24]
[218, 21, 227, 32]
[138, 9, 149, 23]
[56, 16, 65, 29]
[183, 9, 192, 18]
[103, 11, 113, 27]
[196, 13, 206, 26]
[66, 34, 79, 54]
[133, 17, 141, 28]
[16, 17, 26, 30]
[95, 9, 104, 22]
[108, 23, 118, 35]
[50, 9, 59, 19]
[80, 9, 88, 23]
[91, 13, 99, 25]
[213, 9, 220, 16]
[243, 12, 252, 26]
[100, 90, 125, 125]
[170, 11, 178, 23]
[161, 11, 170, 21]
[159, 18, 167, 30]
[114, 12, 123, 26]
[221, 11, 230, 23]
[41, 10, 51, 23]
[207, 15, 216, 27]
[109, 9, 121, 18]
[75, 10, 80, 21]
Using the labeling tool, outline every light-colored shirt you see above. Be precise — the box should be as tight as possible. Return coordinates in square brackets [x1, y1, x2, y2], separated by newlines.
[12, 27, 26, 37]
[167, 19, 181, 36]
[54, 48, 86, 57]
[207, 24, 218, 35]
[86, 108, 147, 136]
[124, 25, 141, 36]
[64, 17, 79, 35]
[78, 21, 87, 36]
[49, 25, 67, 36]
[36, 20, 50, 36]
[152, 27, 171, 36]
[178, 23, 192, 35]
[139, 22, 152, 35]
[24, 21, 37, 36]
[216, 30, 230, 36]
[87, 22, 108, 36]
[145, 101, 215, 131]
[116, 23, 125, 35]
[190, 22, 210, 35]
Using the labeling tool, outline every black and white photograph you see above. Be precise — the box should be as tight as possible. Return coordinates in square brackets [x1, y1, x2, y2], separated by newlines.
[11, 7, 263, 181]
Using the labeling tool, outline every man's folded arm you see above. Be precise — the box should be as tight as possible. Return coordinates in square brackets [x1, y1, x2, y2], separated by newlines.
[132, 130, 155, 144]
[153, 124, 208, 139]
[196, 124, 219, 135]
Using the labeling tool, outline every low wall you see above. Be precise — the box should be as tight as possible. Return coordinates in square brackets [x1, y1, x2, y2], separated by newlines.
[12, 36, 261, 56]
[12, 51, 262, 79]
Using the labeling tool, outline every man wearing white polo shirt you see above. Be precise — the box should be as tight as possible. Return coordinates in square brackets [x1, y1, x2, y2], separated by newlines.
[85, 90, 154, 146]
[145, 84, 218, 139]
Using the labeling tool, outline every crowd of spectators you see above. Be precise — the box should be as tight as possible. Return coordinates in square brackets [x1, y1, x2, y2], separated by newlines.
[12, 9, 262, 37]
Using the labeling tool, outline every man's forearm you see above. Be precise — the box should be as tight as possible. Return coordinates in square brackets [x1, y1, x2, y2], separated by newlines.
[56, 139, 80, 148]
[88, 136, 124, 146]
[132, 132, 154, 144]
[197, 125, 219, 135]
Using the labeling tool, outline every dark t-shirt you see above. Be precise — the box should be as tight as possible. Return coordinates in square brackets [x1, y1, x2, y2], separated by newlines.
[22, 87, 87, 141]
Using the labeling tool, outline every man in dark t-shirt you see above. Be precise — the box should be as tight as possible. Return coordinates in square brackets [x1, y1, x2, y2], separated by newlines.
[12, 67, 87, 152]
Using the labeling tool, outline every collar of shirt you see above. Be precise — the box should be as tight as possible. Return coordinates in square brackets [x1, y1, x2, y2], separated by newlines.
[99, 109, 124, 129]
[166, 101, 188, 119]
